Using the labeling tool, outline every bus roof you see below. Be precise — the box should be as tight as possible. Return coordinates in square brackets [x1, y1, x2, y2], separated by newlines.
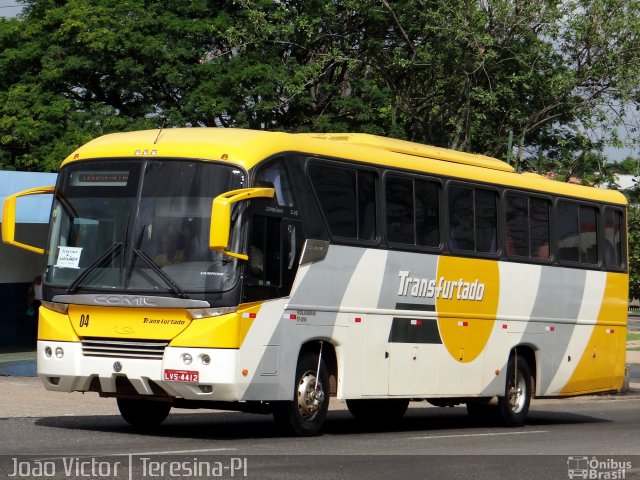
[62, 128, 627, 206]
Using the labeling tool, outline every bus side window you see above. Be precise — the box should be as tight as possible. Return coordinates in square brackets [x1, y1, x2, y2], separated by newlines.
[386, 176, 414, 244]
[448, 186, 474, 250]
[385, 176, 440, 247]
[255, 160, 294, 207]
[557, 202, 599, 265]
[475, 189, 497, 253]
[530, 198, 550, 260]
[415, 180, 440, 247]
[505, 194, 550, 260]
[604, 208, 623, 267]
[448, 185, 497, 253]
[505, 194, 529, 257]
[557, 202, 580, 262]
[579, 206, 598, 264]
[309, 163, 377, 241]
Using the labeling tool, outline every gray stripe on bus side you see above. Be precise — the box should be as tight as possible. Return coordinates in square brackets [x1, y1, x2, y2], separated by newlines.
[527, 266, 587, 394]
[241, 245, 365, 401]
[288, 245, 366, 307]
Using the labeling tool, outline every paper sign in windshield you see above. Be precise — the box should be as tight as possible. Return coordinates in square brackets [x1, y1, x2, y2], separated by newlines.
[56, 246, 82, 269]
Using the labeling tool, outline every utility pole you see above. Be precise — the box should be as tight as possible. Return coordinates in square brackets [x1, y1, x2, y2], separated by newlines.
[507, 130, 513, 166]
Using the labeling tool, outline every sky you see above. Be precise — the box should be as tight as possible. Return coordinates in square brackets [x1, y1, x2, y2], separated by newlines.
[605, 145, 638, 163]
[0, 2, 21, 18]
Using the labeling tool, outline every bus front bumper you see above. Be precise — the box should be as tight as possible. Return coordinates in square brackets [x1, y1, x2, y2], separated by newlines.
[36, 341, 246, 401]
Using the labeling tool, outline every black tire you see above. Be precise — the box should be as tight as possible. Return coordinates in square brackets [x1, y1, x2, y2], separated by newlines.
[117, 398, 171, 427]
[346, 398, 409, 422]
[497, 354, 532, 427]
[272, 351, 330, 436]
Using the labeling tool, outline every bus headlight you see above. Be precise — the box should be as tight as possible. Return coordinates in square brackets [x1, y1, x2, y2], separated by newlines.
[41, 301, 69, 315]
[201, 354, 211, 365]
[55, 347, 64, 359]
[44, 346, 52, 358]
[187, 307, 237, 320]
[182, 353, 193, 365]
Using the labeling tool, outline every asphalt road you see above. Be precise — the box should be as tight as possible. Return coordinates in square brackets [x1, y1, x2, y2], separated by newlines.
[1, 318, 638, 479]
[0, 395, 639, 480]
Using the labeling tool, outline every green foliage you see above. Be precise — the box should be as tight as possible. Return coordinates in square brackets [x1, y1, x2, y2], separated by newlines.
[619, 176, 640, 301]
[611, 157, 640, 176]
[2, 0, 639, 172]
[628, 205, 640, 301]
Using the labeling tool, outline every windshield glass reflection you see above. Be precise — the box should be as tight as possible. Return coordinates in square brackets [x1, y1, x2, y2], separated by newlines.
[45, 159, 245, 294]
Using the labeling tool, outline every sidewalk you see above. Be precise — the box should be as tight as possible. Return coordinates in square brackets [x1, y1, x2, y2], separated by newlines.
[0, 350, 36, 376]
[626, 340, 640, 364]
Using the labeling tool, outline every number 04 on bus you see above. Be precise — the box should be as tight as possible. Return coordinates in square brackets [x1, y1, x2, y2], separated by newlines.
[2, 129, 627, 435]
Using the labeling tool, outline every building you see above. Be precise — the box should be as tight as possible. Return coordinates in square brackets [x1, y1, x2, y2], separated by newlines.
[0, 171, 57, 348]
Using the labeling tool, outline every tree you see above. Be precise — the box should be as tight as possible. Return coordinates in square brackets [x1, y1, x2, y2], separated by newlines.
[610, 156, 640, 176]
[1, 0, 639, 172]
[0, 0, 243, 170]
[627, 204, 640, 301]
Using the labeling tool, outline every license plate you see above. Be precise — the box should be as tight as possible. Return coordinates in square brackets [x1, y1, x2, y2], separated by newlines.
[163, 369, 199, 382]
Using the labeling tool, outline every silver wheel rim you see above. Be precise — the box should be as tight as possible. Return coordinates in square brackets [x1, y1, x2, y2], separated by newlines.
[296, 370, 325, 420]
[508, 369, 527, 414]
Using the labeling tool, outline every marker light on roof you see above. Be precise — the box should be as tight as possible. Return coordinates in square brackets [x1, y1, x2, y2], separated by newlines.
[134, 149, 157, 156]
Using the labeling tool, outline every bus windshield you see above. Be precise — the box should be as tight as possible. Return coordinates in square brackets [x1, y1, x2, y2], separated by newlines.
[45, 159, 246, 295]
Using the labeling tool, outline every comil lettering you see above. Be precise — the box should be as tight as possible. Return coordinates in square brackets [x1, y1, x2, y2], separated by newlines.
[397, 270, 485, 301]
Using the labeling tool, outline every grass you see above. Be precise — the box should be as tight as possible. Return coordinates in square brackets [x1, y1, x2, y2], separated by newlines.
[628, 332, 640, 342]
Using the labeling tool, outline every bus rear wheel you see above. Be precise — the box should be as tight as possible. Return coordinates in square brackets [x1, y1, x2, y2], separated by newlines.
[273, 351, 329, 436]
[497, 354, 532, 427]
[346, 398, 409, 422]
[117, 398, 171, 427]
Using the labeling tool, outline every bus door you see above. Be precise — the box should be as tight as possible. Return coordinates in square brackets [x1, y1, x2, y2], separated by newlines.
[243, 211, 302, 302]
[243, 157, 303, 302]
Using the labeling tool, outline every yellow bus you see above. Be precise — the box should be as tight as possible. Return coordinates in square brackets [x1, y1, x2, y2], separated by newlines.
[2, 128, 628, 436]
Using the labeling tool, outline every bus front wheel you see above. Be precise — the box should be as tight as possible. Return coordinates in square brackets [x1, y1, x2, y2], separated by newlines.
[497, 354, 532, 427]
[273, 351, 329, 436]
[117, 398, 171, 427]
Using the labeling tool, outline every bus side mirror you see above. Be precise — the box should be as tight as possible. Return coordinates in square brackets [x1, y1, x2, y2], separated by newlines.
[209, 187, 275, 260]
[2, 186, 55, 255]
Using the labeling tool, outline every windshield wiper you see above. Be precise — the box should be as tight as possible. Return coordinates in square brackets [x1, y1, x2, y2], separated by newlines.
[131, 248, 189, 298]
[67, 242, 124, 294]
